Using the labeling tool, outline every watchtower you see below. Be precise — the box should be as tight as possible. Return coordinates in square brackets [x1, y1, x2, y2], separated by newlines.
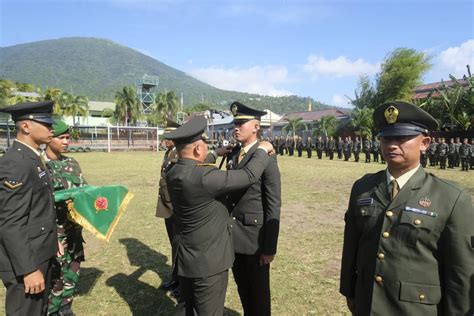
[136, 74, 159, 114]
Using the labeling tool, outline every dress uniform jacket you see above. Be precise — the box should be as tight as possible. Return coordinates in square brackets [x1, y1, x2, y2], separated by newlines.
[166, 149, 270, 278]
[0, 141, 57, 278]
[340, 167, 474, 315]
[227, 142, 281, 256]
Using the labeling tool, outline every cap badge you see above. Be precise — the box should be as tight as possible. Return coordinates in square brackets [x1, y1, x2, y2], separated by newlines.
[28, 115, 34, 119]
[231, 104, 238, 116]
[384, 105, 399, 124]
[419, 197, 431, 208]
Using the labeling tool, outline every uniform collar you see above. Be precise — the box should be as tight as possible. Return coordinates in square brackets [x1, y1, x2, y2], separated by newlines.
[14, 139, 41, 157]
[386, 164, 420, 190]
[241, 139, 258, 154]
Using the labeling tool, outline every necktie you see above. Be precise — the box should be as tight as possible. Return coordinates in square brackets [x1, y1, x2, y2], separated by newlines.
[390, 180, 399, 200]
[238, 148, 246, 165]
[39, 154, 48, 170]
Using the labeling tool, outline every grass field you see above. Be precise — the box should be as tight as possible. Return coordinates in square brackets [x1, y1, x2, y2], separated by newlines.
[1, 152, 473, 315]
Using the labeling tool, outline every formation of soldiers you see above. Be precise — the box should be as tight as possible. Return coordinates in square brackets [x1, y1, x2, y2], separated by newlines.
[266, 134, 474, 170]
[426, 137, 474, 171]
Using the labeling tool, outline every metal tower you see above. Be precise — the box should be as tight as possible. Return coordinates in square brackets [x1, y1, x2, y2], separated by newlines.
[136, 74, 159, 114]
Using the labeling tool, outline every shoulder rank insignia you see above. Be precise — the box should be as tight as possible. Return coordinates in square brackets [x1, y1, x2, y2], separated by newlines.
[197, 163, 215, 167]
[384, 105, 399, 124]
[4, 180, 23, 190]
[418, 197, 431, 207]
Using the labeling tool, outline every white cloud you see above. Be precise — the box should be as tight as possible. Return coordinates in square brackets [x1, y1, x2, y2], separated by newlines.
[331, 94, 351, 107]
[427, 39, 474, 81]
[303, 55, 379, 78]
[189, 65, 292, 97]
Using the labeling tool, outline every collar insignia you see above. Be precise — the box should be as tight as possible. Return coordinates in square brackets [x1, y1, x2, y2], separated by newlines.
[384, 105, 399, 124]
[419, 197, 431, 208]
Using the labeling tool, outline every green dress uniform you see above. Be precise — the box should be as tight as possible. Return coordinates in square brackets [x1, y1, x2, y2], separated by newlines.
[226, 101, 281, 316]
[0, 102, 57, 316]
[340, 101, 474, 316]
[164, 116, 271, 315]
[46, 155, 87, 315]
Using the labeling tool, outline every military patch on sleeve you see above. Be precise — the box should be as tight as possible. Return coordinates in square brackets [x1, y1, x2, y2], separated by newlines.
[356, 198, 373, 206]
[3, 180, 23, 190]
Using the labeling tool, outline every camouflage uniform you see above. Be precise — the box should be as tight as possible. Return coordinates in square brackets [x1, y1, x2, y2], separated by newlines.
[47, 156, 87, 315]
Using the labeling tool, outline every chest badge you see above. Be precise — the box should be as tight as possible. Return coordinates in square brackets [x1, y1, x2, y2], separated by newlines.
[419, 197, 431, 208]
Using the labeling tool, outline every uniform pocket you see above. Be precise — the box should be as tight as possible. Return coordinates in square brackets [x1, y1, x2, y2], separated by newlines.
[354, 205, 378, 233]
[399, 281, 441, 305]
[28, 219, 54, 239]
[395, 210, 437, 247]
[243, 213, 263, 226]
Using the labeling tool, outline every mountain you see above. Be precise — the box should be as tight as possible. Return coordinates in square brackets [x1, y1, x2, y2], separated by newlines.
[0, 37, 332, 114]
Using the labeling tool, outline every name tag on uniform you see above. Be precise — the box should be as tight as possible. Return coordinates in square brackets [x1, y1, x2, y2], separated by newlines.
[356, 198, 373, 206]
[405, 206, 437, 218]
[39, 171, 47, 178]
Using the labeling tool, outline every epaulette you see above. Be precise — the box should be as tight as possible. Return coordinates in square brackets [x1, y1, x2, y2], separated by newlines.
[196, 163, 216, 167]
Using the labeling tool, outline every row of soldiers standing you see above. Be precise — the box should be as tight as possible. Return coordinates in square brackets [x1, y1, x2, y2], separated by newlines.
[426, 137, 474, 171]
[271, 135, 384, 163]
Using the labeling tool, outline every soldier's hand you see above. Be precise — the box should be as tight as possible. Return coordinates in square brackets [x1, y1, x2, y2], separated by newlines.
[23, 269, 45, 294]
[215, 145, 233, 157]
[57, 240, 64, 256]
[258, 141, 275, 155]
[346, 297, 356, 314]
[259, 254, 274, 265]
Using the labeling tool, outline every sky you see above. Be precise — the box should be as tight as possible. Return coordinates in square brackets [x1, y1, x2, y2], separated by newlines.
[0, 0, 473, 107]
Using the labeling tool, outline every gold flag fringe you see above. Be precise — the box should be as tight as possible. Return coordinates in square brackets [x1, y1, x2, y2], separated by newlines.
[66, 191, 134, 242]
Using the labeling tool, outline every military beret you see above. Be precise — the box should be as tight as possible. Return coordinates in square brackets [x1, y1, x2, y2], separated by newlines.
[230, 101, 267, 121]
[52, 119, 69, 137]
[0, 101, 54, 124]
[164, 118, 181, 133]
[164, 116, 208, 145]
[373, 101, 439, 137]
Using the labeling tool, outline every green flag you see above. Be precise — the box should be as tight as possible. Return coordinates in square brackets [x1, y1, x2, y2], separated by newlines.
[55, 185, 134, 241]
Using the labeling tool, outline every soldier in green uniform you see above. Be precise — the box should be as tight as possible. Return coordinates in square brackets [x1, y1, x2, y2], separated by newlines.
[343, 136, 352, 161]
[316, 136, 324, 159]
[305, 136, 313, 158]
[328, 136, 336, 160]
[296, 136, 303, 157]
[164, 116, 274, 315]
[278, 136, 285, 156]
[437, 138, 448, 169]
[459, 138, 471, 171]
[447, 138, 455, 168]
[226, 102, 281, 316]
[454, 137, 461, 167]
[0, 101, 57, 316]
[471, 138, 474, 169]
[156, 119, 181, 294]
[340, 101, 473, 315]
[44, 120, 88, 316]
[363, 136, 371, 163]
[428, 137, 438, 166]
[372, 136, 380, 163]
[337, 136, 344, 159]
[353, 136, 361, 162]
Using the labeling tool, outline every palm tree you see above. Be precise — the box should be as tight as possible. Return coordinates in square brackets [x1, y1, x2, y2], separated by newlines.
[350, 107, 374, 137]
[114, 86, 141, 126]
[314, 115, 338, 137]
[43, 87, 64, 115]
[282, 117, 306, 136]
[155, 91, 179, 120]
[60, 92, 89, 126]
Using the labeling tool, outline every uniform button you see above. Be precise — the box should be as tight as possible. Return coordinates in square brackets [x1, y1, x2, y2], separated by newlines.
[254, 219, 258, 223]
[386, 211, 394, 217]
[41, 227, 45, 231]
[414, 219, 422, 225]
[230, 224, 233, 228]
[378, 253, 385, 260]
[232, 217, 236, 220]
[231, 203, 235, 207]
[419, 294, 425, 300]
[375, 275, 383, 283]
[44, 182, 48, 185]
[382, 232, 390, 238]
